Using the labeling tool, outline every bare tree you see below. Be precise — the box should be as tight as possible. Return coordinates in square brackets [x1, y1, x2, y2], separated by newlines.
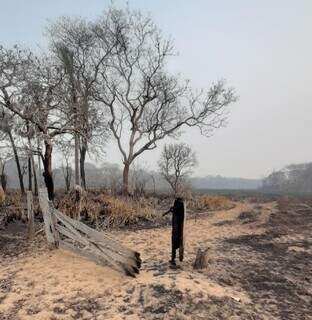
[0, 111, 26, 194]
[47, 17, 113, 190]
[104, 163, 122, 196]
[0, 149, 10, 192]
[131, 162, 150, 197]
[93, 8, 237, 195]
[57, 139, 73, 192]
[0, 46, 31, 194]
[158, 143, 197, 195]
[1, 46, 74, 199]
[55, 44, 81, 190]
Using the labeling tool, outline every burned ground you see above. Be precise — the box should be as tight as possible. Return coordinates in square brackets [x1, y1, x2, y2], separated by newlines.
[207, 198, 312, 320]
[0, 197, 311, 319]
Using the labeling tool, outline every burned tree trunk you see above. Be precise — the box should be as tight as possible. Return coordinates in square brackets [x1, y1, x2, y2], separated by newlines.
[28, 157, 32, 191]
[8, 130, 25, 195]
[193, 248, 209, 270]
[43, 140, 54, 200]
[122, 162, 130, 196]
[32, 156, 38, 196]
[80, 142, 87, 190]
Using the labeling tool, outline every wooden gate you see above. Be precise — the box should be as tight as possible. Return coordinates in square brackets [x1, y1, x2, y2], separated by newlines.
[39, 189, 141, 277]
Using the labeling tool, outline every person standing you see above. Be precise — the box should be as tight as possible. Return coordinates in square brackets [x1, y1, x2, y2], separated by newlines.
[163, 197, 185, 266]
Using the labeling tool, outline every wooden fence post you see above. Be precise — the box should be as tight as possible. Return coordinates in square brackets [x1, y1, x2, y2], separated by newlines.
[39, 188, 58, 248]
[27, 191, 35, 240]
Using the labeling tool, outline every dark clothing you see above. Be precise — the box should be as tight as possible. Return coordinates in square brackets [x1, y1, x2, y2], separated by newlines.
[171, 198, 185, 250]
[165, 198, 185, 263]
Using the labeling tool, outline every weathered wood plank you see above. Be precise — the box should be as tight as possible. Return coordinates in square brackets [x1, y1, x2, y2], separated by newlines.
[39, 187, 140, 276]
[59, 240, 108, 267]
[53, 207, 139, 259]
[56, 224, 89, 246]
[56, 220, 139, 275]
[95, 242, 139, 274]
[56, 220, 132, 274]
[39, 188, 57, 247]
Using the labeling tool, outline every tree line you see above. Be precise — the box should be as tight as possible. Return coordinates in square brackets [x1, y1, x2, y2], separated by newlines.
[262, 162, 312, 194]
[0, 6, 236, 199]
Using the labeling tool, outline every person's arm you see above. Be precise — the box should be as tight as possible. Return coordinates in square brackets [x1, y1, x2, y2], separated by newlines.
[162, 207, 173, 217]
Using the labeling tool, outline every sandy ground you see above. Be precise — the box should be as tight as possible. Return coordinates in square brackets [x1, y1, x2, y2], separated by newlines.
[0, 199, 311, 319]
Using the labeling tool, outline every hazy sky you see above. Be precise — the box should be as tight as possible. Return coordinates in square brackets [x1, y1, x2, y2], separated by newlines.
[1, 0, 311, 179]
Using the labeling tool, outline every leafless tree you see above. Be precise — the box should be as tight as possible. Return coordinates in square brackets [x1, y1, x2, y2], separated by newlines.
[0, 111, 26, 194]
[0, 46, 75, 199]
[55, 44, 81, 189]
[158, 143, 197, 195]
[93, 8, 237, 195]
[131, 162, 150, 197]
[105, 163, 122, 196]
[0, 149, 10, 192]
[59, 142, 73, 193]
[47, 17, 113, 190]
[0, 46, 31, 194]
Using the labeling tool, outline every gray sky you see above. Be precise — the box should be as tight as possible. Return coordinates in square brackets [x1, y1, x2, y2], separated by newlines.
[1, 0, 311, 179]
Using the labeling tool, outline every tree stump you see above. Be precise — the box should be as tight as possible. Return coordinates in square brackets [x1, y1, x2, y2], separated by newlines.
[193, 247, 209, 270]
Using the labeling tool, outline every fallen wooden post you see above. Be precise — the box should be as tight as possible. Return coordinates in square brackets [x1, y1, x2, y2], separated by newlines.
[27, 191, 35, 240]
[38, 188, 141, 277]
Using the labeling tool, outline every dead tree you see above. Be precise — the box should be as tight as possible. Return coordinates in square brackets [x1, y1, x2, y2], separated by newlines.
[47, 17, 112, 191]
[0, 112, 25, 194]
[27, 191, 35, 240]
[58, 141, 73, 192]
[158, 143, 197, 196]
[93, 8, 237, 195]
[1, 47, 75, 199]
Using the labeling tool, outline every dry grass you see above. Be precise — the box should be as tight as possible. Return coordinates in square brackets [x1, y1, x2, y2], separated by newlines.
[57, 191, 158, 228]
[187, 194, 234, 212]
[2, 191, 25, 219]
[2, 189, 234, 229]
[100, 195, 157, 226]
[277, 195, 292, 212]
